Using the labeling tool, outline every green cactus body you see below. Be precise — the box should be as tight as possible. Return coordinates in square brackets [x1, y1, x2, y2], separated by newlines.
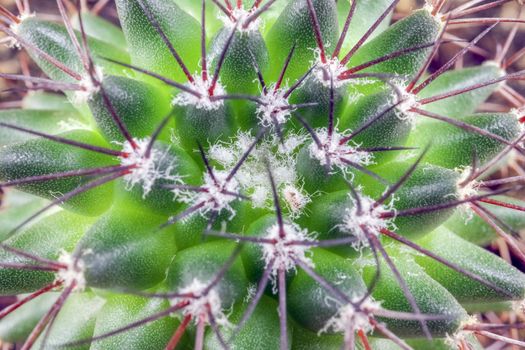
[1, 1, 524, 350]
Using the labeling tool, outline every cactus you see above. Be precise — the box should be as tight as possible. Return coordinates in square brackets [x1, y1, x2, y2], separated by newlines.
[0, 0, 525, 349]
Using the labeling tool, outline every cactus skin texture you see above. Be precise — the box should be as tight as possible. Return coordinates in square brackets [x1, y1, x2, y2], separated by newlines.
[1, 0, 525, 349]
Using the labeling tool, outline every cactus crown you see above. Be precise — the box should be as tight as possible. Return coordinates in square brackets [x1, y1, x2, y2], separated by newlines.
[0, 0, 525, 349]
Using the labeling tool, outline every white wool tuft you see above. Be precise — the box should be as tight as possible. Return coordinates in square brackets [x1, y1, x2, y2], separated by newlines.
[244, 284, 257, 304]
[74, 66, 103, 104]
[209, 132, 311, 216]
[5, 13, 35, 48]
[444, 331, 471, 349]
[172, 74, 225, 111]
[320, 297, 380, 336]
[174, 279, 230, 327]
[455, 167, 480, 221]
[445, 316, 479, 348]
[119, 138, 183, 197]
[513, 299, 525, 314]
[282, 184, 312, 218]
[56, 250, 86, 291]
[338, 194, 393, 250]
[456, 167, 480, 200]
[261, 222, 315, 277]
[308, 128, 373, 174]
[255, 86, 292, 127]
[209, 143, 237, 168]
[312, 53, 349, 88]
[173, 169, 240, 219]
[423, 1, 437, 15]
[390, 83, 420, 125]
[219, 8, 262, 33]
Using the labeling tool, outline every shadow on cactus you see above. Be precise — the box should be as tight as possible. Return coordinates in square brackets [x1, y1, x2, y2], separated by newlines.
[0, 0, 525, 349]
